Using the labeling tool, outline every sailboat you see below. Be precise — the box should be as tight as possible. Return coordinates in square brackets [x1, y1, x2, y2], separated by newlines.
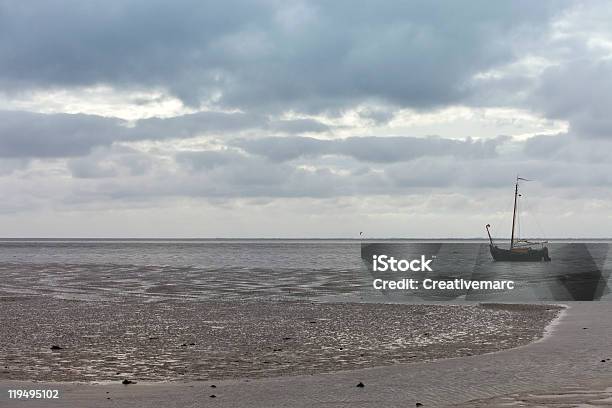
[486, 177, 551, 262]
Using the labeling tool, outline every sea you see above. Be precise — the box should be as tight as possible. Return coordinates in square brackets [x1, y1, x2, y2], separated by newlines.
[1, 239, 611, 303]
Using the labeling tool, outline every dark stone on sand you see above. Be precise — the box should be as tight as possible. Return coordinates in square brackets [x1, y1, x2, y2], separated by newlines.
[423, 332, 430, 336]
[583, 327, 588, 329]
[282, 337, 292, 340]
[356, 382, 364, 388]
[416, 403, 423, 407]
[181, 343, 187, 347]
[210, 394, 216, 398]
[148, 337, 159, 340]
[50, 345, 63, 350]
[189, 342, 195, 346]
[601, 359, 606, 362]
[211, 385, 216, 388]
[122, 379, 136, 385]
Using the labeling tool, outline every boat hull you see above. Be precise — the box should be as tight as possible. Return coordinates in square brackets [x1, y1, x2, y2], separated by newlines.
[490, 245, 551, 262]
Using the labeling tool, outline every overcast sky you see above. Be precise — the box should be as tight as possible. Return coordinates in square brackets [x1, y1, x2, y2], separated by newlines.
[1, 0, 612, 238]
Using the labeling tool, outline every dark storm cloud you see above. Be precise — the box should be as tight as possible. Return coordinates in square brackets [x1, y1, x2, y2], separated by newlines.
[234, 135, 509, 162]
[0, 1, 568, 111]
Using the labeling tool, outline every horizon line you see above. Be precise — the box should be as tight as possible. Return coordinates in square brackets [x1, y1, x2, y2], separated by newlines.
[2, 237, 612, 240]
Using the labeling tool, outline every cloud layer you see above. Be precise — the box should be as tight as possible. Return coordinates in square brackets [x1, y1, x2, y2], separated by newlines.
[1, 1, 565, 111]
[1, 1, 612, 237]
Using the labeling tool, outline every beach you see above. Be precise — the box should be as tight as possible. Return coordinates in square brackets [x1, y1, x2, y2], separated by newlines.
[4, 302, 612, 407]
[0, 296, 559, 383]
[2, 241, 611, 407]
[454, 378, 612, 407]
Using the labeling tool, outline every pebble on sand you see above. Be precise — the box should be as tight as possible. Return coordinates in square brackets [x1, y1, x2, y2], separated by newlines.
[356, 382, 364, 388]
[122, 379, 136, 385]
[50, 345, 63, 350]
[211, 385, 217, 388]
[416, 403, 423, 407]
[210, 394, 216, 398]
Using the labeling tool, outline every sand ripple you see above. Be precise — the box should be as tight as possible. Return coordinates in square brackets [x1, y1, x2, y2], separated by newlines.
[0, 297, 560, 382]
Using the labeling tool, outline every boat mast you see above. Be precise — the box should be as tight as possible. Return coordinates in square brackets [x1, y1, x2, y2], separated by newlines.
[510, 177, 519, 249]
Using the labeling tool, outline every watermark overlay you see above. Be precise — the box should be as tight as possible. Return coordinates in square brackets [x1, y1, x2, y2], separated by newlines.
[371, 254, 515, 292]
[362, 242, 612, 301]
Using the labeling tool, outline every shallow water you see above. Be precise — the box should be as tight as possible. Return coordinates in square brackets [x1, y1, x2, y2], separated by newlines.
[1, 239, 611, 303]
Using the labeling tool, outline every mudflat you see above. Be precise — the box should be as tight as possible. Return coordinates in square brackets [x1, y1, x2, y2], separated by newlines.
[0, 296, 560, 382]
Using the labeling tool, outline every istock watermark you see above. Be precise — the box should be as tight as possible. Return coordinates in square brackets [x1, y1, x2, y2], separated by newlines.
[370, 254, 515, 291]
[372, 255, 434, 272]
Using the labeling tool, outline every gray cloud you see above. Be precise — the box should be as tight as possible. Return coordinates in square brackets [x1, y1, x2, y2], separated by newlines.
[531, 58, 612, 138]
[0, 110, 330, 158]
[234, 135, 509, 162]
[176, 150, 245, 171]
[4, 1, 612, 237]
[0, 111, 123, 158]
[0, 1, 568, 112]
[56, 134, 612, 204]
[67, 146, 154, 178]
[268, 119, 330, 134]
[0, 158, 28, 176]
[524, 132, 612, 163]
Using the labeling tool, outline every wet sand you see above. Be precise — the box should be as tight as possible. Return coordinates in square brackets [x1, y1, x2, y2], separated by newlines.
[454, 378, 612, 407]
[0, 296, 559, 382]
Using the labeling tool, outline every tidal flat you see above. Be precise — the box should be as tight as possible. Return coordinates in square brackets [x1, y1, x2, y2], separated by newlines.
[0, 295, 561, 382]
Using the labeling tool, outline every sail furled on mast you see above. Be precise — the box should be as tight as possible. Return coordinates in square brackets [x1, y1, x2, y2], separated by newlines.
[485, 176, 551, 262]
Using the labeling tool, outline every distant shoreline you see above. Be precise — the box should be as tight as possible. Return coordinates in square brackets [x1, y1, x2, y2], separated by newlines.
[1, 238, 612, 242]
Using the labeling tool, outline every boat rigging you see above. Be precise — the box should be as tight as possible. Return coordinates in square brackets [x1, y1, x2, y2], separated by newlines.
[486, 177, 551, 262]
